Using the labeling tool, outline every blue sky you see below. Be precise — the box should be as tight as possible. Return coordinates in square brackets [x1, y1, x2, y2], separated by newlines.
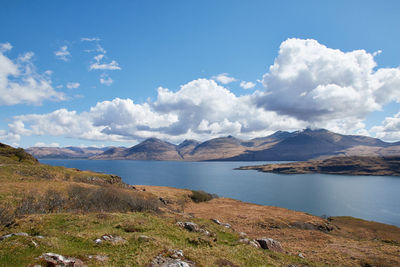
[1, 0, 400, 148]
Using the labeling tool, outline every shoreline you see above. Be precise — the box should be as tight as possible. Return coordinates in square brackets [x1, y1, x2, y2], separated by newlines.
[237, 156, 400, 176]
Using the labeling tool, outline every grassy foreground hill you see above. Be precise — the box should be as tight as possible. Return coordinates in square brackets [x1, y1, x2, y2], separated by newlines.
[1, 143, 400, 266]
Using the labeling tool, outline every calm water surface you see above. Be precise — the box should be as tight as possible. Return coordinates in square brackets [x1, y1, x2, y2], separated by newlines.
[41, 159, 400, 227]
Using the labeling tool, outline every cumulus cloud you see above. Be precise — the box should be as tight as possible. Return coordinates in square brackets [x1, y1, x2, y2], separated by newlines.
[0, 44, 66, 106]
[66, 82, 80, 89]
[255, 38, 400, 133]
[5, 79, 304, 143]
[54, 45, 71, 61]
[370, 112, 400, 141]
[89, 54, 121, 70]
[240, 81, 256, 89]
[212, 73, 237, 84]
[4, 38, 400, 144]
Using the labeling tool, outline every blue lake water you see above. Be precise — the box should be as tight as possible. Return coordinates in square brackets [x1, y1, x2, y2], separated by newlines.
[40, 159, 400, 227]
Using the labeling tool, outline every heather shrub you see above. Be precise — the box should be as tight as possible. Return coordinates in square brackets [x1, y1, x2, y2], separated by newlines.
[15, 185, 159, 215]
[190, 190, 218, 203]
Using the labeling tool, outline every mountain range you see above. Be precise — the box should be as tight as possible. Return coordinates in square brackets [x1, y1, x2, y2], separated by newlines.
[27, 128, 400, 161]
[26, 146, 110, 159]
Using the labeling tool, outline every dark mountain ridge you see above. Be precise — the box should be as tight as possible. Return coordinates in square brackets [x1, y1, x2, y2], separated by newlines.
[91, 128, 400, 161]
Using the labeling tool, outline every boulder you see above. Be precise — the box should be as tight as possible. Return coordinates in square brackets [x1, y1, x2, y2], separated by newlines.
[176, 222, 210, 236]
[238, 238, 261, 248]
[41, 252, 84, 267]
[256, 238, 283, 252]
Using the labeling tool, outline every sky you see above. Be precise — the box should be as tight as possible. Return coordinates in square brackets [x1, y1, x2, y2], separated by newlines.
[1, 0, 400, 148]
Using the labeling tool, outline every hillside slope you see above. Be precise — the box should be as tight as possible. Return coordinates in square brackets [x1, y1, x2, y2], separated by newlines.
[1, 143, 400, 266]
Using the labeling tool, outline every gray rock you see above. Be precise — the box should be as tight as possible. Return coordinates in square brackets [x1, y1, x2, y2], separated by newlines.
[168, 249, 184, 259]
[0, 232, 29, 241]
[211, 218, 221, 225]
[211, 218, 231, 229]
[151, 255, 195, 267]
[176, 222, 210, 236]
[249, 240, 261, 248]
[221, 223, 231, 229]
[256, 238, 283, 252]
[95, 234, 126, 244]
[41, 252, 84, 267]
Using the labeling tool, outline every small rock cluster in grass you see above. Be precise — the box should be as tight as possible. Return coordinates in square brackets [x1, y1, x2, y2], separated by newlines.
[237, 232, 283, 252]
[150, 249, 195, 267]
[94, 234, 126, 244]
[39, 253, 84, 267]
[176, 221, 210, 236]
[211, 218, 231, 229]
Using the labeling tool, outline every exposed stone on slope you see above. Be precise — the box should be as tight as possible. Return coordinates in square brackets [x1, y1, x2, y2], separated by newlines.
[256, 238, 283, 252]
[40, 252, 84, 267]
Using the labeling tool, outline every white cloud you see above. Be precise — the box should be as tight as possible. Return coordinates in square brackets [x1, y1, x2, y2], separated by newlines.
[89, 54, 121, 70]
[81, 37, 101, 42]
[19, 52, 34, 62]
[0, 129, 20, 144]
[255, 38, 400, 133]
[5, 79, 303, 143]
[212, 73, 237, 84]
[54, 45, 71, 61]
[0, 42, 12, 53]
[5, 38, 400, 144]
[33, 142, 60, 147]
[66, 82, 80, 89]
[240, 81, 256, 89]
[371, 112, 400, 141]
[373, 50, 382, 57]
[0, 44, 66, 106]
[100, 75, 113, 86]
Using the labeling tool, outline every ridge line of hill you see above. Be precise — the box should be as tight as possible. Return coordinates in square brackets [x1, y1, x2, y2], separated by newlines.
[25, 128, 400, 161]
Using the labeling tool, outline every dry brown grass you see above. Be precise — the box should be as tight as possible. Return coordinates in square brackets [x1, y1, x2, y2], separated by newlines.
[141, 185, 400, 266]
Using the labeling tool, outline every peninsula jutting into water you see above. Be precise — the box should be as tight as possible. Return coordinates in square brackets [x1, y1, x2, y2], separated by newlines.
[237, 156, 400, 176]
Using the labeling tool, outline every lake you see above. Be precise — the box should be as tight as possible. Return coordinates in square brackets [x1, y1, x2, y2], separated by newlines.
[40, 159, 400, 227]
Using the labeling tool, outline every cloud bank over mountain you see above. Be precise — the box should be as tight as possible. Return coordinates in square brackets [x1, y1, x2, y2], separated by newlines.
[2, 38, 400, 144]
